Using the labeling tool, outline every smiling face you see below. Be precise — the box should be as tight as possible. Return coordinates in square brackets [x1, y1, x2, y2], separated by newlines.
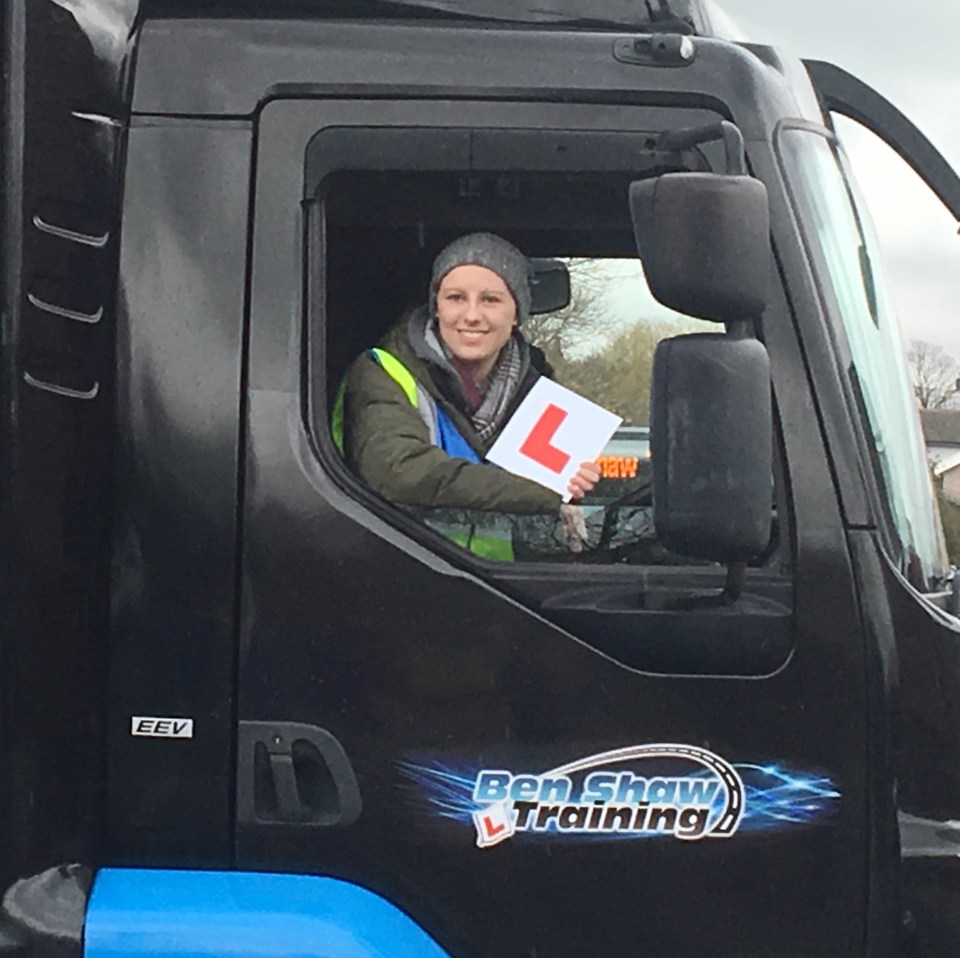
[435, 264, 518, 381]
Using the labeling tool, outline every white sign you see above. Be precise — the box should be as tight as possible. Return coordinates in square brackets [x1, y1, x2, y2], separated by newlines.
[131, 716, 194, 739]
[487, 379, 622, 500]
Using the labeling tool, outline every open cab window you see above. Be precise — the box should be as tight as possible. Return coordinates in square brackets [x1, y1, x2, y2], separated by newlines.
[315, 164, 773, 568]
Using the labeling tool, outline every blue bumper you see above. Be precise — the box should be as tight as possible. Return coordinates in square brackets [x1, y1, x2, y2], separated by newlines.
[85, 869, 452, 958]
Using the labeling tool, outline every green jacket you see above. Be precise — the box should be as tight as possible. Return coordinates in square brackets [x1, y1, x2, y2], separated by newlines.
[341, 315, 562, 514]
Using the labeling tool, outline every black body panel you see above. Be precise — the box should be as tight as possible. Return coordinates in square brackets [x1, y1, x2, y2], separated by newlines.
[804, 60, 960, 225]
[107, 118, 252, 865]
[130, 21, 815, 122]
[0, 0, 135, 891]
[231, 91, 870, 954]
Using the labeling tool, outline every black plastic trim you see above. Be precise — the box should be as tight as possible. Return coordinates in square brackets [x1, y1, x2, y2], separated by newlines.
[804, 59, 960, 226]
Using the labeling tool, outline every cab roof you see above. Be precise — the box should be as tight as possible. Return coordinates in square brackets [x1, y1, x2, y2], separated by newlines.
[145, 0, 716, 33]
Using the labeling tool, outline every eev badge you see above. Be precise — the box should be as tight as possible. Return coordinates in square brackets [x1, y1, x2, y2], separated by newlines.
[473, 801, 514, 848]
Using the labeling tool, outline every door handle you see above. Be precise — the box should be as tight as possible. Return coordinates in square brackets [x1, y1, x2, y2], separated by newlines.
[237, 721, 361, 826]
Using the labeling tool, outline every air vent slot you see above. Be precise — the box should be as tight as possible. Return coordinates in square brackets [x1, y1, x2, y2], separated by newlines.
[33, 198, 110, 249]
[28, 277, 103, 325]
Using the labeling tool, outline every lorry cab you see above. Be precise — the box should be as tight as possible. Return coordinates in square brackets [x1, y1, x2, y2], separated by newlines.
[3, 1, 960, 955]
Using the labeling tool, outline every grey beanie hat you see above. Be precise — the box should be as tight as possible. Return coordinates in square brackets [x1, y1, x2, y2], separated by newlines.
[429, 232, 532, 324]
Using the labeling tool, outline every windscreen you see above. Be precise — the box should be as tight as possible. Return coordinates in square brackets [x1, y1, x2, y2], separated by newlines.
[779, 127, 948, 588]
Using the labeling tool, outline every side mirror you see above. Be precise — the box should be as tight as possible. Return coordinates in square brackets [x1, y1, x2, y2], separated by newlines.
[529, 258, 571, 315]
[629, 172, 770, 323]
[651, 333, 772, 562]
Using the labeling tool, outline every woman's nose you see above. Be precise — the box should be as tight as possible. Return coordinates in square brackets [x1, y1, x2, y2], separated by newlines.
[464, 296, 482, 321]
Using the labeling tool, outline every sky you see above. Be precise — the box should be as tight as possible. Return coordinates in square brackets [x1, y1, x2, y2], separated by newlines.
[716, 1, 960, 361]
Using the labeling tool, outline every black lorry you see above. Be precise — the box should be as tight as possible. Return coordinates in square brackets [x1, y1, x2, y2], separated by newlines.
[3, 1, 960, 955]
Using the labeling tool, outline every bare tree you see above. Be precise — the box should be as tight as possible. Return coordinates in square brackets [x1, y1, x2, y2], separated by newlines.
[524, 258, 708, 423]
[908, 339, 960, 409]
[562, 318, 703, 423]
[522, 258, 620, 367]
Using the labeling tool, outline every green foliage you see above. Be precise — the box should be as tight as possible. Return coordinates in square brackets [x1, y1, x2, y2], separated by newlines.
[555, 319, 703, 424]
[524, 258, 710, 424]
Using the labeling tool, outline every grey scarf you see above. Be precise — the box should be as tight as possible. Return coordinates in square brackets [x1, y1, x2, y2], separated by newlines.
[459, 333, 523, 443]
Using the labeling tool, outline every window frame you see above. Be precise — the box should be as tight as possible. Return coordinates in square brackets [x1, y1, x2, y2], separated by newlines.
[302, 118, 790, 590]
[775, 121, 948, 590]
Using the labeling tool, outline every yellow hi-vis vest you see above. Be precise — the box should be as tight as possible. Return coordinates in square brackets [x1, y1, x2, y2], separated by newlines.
[331, 349, 514, 561]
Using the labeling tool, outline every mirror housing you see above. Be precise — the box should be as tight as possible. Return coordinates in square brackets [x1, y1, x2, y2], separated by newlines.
[529, 258, 571, 315]
[651, 333, 772, 563]
[630, 173, 770, 323]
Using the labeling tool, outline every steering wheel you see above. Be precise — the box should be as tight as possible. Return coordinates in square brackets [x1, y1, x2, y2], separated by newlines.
[596, 473, 654, 552]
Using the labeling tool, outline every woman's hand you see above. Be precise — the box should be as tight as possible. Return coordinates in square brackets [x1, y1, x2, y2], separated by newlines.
[566, 461, 602, 501]
[559, 503, 588, 553]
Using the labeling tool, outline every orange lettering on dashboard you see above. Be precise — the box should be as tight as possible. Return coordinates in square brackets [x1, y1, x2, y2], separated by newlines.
[597, 456, 639, 479]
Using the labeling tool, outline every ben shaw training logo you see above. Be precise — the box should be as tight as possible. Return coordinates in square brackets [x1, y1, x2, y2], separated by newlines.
[471, 744, 743, 848]
[401, 745, 841, 845]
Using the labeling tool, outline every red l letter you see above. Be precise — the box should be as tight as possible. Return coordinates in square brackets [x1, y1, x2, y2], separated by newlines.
[483, 816, 506, 838]
[520, 403, 571, 474]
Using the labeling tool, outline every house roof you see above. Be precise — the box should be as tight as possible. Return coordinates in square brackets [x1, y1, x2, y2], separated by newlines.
[920, 409, 960, 445]
[935, 449, 960, 477]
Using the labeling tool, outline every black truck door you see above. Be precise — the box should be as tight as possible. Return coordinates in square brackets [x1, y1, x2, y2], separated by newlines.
[231, 92, 872, 958]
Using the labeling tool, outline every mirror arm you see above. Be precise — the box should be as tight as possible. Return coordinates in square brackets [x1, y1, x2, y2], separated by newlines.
[656, 120, 746, 175]
[724, 562, 746, 602]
